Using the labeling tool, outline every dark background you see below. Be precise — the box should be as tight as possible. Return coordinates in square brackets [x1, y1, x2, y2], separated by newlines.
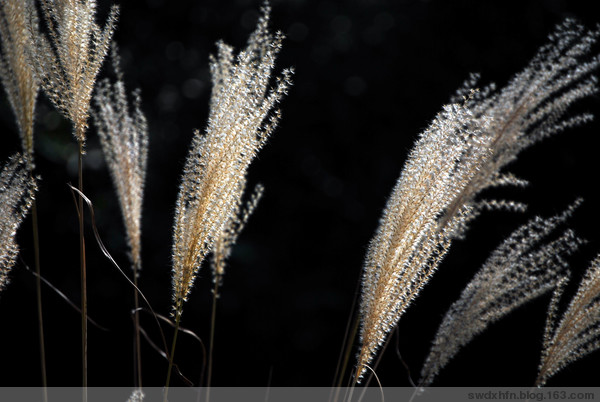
[1, 0, 600, 388]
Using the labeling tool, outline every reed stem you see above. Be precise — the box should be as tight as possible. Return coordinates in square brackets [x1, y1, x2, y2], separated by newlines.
[206, 279, 220, 401]
[164, 307, 182, 402]
[331, 277, 361, 402]
[133, 261, 142, 390]
[338, 314, 360, 384]
[31, 198, 47, 402]
[77, 140, 88, 400]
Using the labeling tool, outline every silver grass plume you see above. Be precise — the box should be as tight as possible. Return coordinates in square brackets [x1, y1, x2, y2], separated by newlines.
[211, 181, 263, 288]
[420, 203, 583, 387]
[357, 101, 493, 381]
[0, 154, 37, 293]
[356, 19, 599, 381]
[443, 20, 600, 233]
[32, 0, 118, 147]
[537, 253, 600, 386]
[93, 45, 148, 272]
[0, 0, 39, 163]
[171, 5, 292, 313]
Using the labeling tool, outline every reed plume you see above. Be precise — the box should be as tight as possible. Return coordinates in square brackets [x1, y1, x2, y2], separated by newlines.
[30, 0, 119, 391]
[211, 181, 263, 288]
[419, 204, 583, 387]
[170, 4, 292, 315]
[165, 4, 292, 393]
[537, 252, 600, 386]
[0, 0, 39, 164]
[0, 154, 37, 293]
[93, 46, 148, 275]
[31, 0, 118, 146]
[0, 2, 47, 393]
[206, 180, 263, 391]
[93, 45, 148, 388]
[356, 19, 599, 381]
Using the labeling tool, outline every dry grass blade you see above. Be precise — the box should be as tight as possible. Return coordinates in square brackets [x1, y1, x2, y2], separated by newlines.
[537, 252, 600, 386]
[32, 0, 118, 144]
[0, 154, 37, 293]
[0, 0, 39, 163]
[170, 4, 292, 313]
[93, 45, 148, 271]
[419, 203, 583, 387]
[356, 19, 599, 381]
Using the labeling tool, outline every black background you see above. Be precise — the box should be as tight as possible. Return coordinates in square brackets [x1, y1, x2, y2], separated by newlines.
[1, 0, 600, 388]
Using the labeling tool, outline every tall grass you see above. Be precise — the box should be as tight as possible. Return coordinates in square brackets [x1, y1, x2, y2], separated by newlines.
[93, 44, 149, 390]
[1, 0, 600, 394]
[0, 154, 37, 292]
[354, 19, 600, 383]
[29, 0, 118, 392]
[166, 5, 292, 397]
[0, 1, 44, 396]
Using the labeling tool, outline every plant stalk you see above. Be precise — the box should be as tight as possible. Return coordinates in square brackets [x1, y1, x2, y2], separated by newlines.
[164, 307, 182, 402]
[205, 279, 220, 402]
[332, 313, 360, 402]
[331, 277, 361, 402]
[78, 140, 88, 400]
[133, 260, 143, 390]
[31, 197, 48, 402]
[338, 313, 360, 385]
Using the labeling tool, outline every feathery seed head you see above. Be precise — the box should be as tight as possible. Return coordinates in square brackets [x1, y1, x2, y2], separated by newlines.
[537, 252, 600, 386]
[33, 0, 119, 147]
[171, 5, 292, 313]
[356, 19, 598, 382]
[444, 20, 599, 219]
[356, 101, 492, 380]
[93, 46, 148, 271]
[0, 0, 40, 163]
[0, 154, 37, 293]
[420, 203, 583, 386]
[212, 182, 264, 287]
